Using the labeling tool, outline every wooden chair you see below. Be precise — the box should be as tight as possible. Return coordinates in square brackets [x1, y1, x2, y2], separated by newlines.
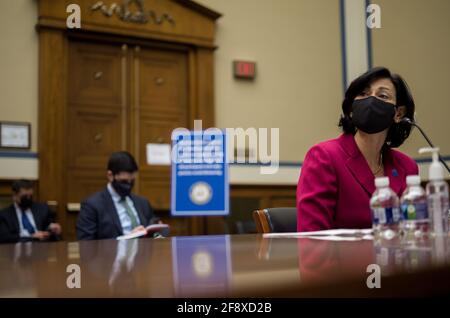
[253, 207, 297, 233]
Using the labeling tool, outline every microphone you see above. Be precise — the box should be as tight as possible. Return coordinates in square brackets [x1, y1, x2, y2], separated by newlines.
[401, 118, 450, 174]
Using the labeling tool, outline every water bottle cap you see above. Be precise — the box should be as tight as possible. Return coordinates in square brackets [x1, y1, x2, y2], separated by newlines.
[406, 175, 421, 185]
[375, 176, 389, 188]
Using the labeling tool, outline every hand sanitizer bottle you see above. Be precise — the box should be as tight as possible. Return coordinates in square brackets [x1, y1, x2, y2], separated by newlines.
[419, 147, 449, 236]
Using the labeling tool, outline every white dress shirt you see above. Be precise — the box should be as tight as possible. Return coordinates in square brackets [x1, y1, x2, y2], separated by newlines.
[107, 183, 141, 235]
[14, 203, 37, 238]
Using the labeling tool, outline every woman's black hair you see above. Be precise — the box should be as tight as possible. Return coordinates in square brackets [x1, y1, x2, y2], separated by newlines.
[338, 66, 415, 148]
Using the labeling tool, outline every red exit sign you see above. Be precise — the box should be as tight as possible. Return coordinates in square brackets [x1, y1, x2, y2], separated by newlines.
[233, 60, 256, 79]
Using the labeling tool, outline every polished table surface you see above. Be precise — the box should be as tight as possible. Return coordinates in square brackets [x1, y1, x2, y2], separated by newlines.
[1, 233, 450, 297]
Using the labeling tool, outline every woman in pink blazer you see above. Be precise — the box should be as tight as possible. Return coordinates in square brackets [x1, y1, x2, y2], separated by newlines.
[297, 67, 418, 232]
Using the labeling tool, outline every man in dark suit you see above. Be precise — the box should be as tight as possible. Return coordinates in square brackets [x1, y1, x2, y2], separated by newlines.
[77, 151, 158, 240]
[0, 179, 62, 243]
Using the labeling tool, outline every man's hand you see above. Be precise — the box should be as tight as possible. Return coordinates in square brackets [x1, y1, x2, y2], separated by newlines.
[32, 231, 50, 241]
[48, 223, 62, 235]
[131, 225, 146, 233]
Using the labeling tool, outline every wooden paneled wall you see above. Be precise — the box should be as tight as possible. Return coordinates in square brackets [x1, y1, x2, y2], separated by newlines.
[37, 0, 221, 240]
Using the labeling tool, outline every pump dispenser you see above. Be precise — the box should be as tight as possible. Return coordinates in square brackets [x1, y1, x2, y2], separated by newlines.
[419, 148, 444, 181]
[419, 147, 449, 236]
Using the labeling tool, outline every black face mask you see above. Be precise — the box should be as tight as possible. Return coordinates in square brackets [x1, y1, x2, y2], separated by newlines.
[19, 196, 33, 210]
[112, 179, 134, 198]
[351, 96, 396, 134]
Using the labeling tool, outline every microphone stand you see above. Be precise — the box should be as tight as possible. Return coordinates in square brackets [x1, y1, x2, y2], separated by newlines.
[403, 118, 450, 174]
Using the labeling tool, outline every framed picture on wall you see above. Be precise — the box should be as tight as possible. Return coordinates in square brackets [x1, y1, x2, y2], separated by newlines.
[0, 122, 31, 149]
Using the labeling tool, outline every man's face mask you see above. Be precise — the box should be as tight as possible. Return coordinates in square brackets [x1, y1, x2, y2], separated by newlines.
[18, 195, 33, 210]
[112, 178, 134, 198]
[351, 96, 396, 134]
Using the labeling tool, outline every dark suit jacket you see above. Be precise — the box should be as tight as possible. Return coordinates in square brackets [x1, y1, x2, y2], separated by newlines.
[0, 203, 56, 244]
[76, 188, 156, 240]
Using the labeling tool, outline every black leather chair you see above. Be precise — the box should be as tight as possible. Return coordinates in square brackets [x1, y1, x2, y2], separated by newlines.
[253, 207, 297, 233]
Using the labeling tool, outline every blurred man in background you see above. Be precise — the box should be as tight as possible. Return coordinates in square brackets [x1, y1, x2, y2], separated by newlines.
[0, 179, 61, 243]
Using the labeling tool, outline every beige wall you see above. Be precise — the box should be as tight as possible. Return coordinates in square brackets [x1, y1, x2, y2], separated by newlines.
[371, 0, 450, 159]
[0, 0, 343, 182]
[0, 0, 39, 152]
[0, 0, 39, 179]
[197, 0, 343, 162]
[0, 0, 344, 162]
[2, 0, 450, 182]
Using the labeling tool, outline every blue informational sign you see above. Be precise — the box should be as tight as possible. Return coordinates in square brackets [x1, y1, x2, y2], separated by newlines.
[171, 129, 229, 216]
[172, 236, 232, 297]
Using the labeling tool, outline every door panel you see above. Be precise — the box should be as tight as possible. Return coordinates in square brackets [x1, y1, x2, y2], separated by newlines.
[131, 47, 188, 210]
[68, 41, 124, 108]
[65, 169, 107, 240]
[137, 49, 188, 115]
[66, 40, 126, 240]
[137, 113, 183, 171]
[67, 106, 125, 169]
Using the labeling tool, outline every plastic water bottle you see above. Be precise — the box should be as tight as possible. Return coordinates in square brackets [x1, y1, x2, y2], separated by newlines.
[370, 177, 401, 239]
[400, 175, 429, 238]
[419, 147, 449, 236]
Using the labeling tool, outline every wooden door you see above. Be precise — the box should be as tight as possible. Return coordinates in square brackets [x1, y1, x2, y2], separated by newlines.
[64, 39, 191, 239]
[38, 0, 220, 240]
[130, 46, 190, 235]
[65, 40, 128, 239]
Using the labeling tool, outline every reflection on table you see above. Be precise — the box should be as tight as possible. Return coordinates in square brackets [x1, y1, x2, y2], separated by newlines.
[0, 233, 449, 297]
[172, 235, 231, 297]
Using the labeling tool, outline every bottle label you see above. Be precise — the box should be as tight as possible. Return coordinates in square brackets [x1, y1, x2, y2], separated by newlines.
[372, 207, 382, 225]
[374, 207, 401, 225]
[401, 202, 428, 220]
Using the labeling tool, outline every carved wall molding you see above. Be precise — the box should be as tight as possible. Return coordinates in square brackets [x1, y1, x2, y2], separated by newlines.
[91, 0, 175, 25]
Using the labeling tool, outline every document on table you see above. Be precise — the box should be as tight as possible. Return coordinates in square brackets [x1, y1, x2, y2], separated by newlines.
[116, 224, 170, 240]
[262, 228, 373, 239]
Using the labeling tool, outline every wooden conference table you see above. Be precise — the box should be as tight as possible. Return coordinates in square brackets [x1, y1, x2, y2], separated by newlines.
[0, 233, 449, 297]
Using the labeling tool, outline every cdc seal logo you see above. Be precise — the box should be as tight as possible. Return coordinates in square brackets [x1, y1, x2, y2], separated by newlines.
[189, 182, 212, 205]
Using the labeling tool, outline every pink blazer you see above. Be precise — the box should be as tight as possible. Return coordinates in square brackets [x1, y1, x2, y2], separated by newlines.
[296, 133, 419, 232]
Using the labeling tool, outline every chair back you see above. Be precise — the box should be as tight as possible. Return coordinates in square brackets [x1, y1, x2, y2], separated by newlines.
[253, 207, 297, 233]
